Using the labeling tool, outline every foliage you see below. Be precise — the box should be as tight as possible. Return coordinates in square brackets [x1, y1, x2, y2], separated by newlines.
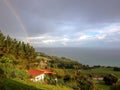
[0, 78, 72, 90]
[36, 53, 83, 69]
[111, 81, 120, 90]
[103, 74, 118, 85]
[0, 56, 28, 79]
[73, 70, 95, 90]
[95, 81, 110, 90]
[81, 67, 120, 78]
[1, 31, 119, 90]
[64, 74, 71, 82]
[0, 78, 40, 90]
[0, 56, 13, 63]
[113, 67, 120, 71]
[0, 68, 4, 77]
[0, 31, 36, 64]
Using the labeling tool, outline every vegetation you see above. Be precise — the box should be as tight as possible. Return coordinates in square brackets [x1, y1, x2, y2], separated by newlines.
[81, 67, 120, 78]
[0, 78, 40, 90]
[113, 67, 120, 71]
[0, 31, 36, 68]
[103, 74, 118, 85]
[111, 81, 120, 90]
[36, 52, 83, 69]
[0, 78, 71, 90]
[0, 31, 120, 90]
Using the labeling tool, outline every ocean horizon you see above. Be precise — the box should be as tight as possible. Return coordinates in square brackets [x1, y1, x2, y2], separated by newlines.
[35, 47, 120, 67]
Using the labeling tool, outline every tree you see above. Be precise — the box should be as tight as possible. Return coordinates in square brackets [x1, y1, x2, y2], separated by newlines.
[64, 74, 71, 82]
[0, 68, 4, 77]
[0, 31, 5, 52]
[111, 81, 120, 90]
[103, 74, 118, 85]
[113, 67, 120, 71]
[4, 35, 13, 54]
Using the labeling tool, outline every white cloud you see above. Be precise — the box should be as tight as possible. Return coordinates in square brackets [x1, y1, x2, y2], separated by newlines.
[79, 35, 89, 40]
[27, 34, 70, 47]
[95, 23, 120, 41]
[28, 36, 45, 40]
[42, 39, 56, 44]
[27, 23, 120, 47]
[97, 35, 106, 40]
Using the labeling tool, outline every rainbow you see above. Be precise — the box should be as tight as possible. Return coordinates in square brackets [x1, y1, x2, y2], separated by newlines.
[3, 0, 30, 43]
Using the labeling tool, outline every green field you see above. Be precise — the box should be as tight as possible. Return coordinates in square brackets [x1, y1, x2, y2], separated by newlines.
[81, 67, 120, 78]
[94, 81, 110, 90]
[81, 67, 120, 90]
[0, 78, 71, 90]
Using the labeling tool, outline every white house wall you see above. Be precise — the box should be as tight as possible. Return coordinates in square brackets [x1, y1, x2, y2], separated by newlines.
[35, 74, 45, 82]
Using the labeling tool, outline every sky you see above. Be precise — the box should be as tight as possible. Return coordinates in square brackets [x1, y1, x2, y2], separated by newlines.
[0, 0, 120, 47]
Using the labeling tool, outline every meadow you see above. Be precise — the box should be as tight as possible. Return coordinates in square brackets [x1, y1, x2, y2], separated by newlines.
[81, 67, 120, 90]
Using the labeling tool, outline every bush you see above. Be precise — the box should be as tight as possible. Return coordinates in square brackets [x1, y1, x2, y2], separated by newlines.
[113, 67, 120, 71]
[0, 56, 13, 64]
[111, 81, 120, 90]
[103, 74, 118, 85]
[64, 74, 71, 82]
[0, 68, 4, 77]
[0, 61, 28, 79]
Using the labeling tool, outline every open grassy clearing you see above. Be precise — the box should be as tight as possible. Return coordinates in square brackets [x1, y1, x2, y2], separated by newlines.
[81, 67, 120, 78]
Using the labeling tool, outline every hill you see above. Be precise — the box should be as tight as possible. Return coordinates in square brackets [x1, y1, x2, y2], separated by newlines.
[0, 31, 120, 90]
[0, 31, 95, 90]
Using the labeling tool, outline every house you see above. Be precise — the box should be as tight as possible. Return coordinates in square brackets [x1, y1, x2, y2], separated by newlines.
[92, 76, 104, 81]
[28, 69, 55, 82]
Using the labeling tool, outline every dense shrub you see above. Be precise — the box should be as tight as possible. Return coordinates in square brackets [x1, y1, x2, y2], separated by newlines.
[103, 74, 118, 85]
[111, 81, 120, 90]
[113, 67, 120, 71]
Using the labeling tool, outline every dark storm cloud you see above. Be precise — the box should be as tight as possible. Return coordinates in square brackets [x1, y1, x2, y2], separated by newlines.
[12, 0, 120, 21]
[9, 0, 120, 36]
[0, 0, 28, 41]
[1, 0, 120, 47]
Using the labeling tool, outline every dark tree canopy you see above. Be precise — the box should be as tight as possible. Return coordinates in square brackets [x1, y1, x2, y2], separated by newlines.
[103, 74, 118, 85]
[0, 31, 36, 64]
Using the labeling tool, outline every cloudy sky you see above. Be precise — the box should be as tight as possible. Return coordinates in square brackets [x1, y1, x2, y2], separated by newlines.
[0, 0, 120, 47]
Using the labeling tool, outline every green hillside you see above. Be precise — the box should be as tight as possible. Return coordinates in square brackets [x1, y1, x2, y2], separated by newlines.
[0, 78, 71, 90]
[0, 31, 120, 90]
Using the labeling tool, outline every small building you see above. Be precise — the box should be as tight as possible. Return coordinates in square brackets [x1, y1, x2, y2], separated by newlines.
[92, 76, 104, 81]
[28, 69, 55, 82]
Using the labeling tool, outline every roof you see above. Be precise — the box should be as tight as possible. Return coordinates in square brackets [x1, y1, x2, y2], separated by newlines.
[40, 69, 56, 74]
[28, 69, 44, 77]
[28, 69, 56, 77]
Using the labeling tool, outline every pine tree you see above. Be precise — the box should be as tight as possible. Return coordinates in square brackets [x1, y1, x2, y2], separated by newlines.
[0, 31, 36, 65]
[0, 31, 5, 53]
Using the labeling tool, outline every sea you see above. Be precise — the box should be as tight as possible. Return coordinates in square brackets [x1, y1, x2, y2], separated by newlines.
[35, 47, 120, 67]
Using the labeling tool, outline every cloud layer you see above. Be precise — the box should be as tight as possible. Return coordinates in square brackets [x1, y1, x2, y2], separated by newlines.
[28, 23, 120, 47]
[0, 0, 120, 47]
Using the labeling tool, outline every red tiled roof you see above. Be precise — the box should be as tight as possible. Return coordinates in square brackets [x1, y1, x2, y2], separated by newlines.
[28, 69, 56, 77]
[28, 69, 44, 77]
[40, 69, 56, 74]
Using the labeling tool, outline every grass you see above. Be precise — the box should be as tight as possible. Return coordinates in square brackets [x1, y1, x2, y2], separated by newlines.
[0, 78, 41, 90]
[0, 78, 72, 90]
[95, 81, 110, 90]
[80, 67, 120, 90]
[81, 67, 120, 78]
[1, 67, 120, 90]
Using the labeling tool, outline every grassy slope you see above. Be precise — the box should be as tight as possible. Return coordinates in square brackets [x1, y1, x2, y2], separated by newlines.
[81, 67, 120, 78]
[95, 81, 110, 90]
[0, 78, 40, 90]
[0, 78, 72, 90]
[81, 67, 120, 90]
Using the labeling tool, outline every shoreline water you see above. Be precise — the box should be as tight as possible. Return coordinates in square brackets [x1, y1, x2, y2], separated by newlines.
[35, 47, 120, 67]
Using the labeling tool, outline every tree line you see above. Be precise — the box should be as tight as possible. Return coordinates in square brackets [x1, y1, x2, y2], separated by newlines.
[0, 31, 36, 63]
